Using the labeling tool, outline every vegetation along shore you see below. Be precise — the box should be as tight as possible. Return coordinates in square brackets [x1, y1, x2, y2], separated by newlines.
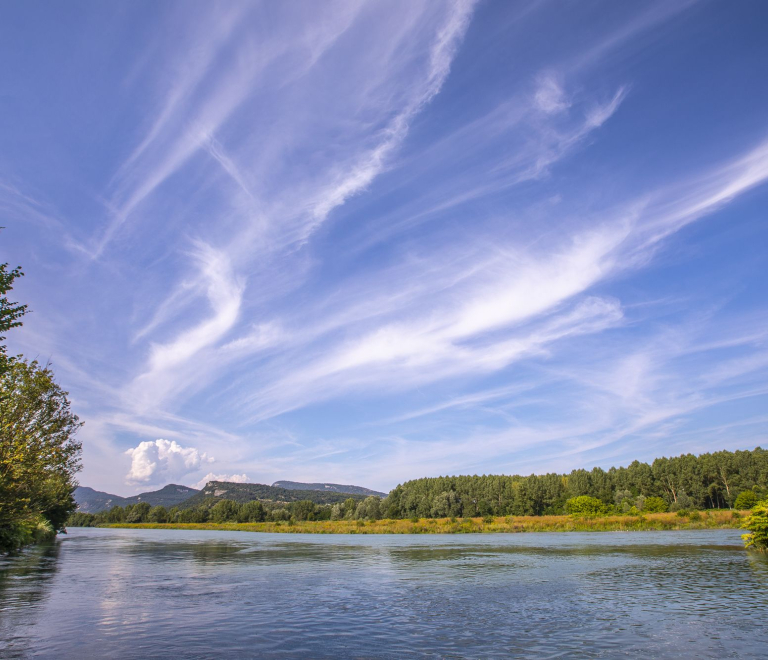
[78, 510, 746, 535]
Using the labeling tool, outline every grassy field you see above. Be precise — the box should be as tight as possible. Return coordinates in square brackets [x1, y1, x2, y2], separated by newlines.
[100, 510, 745, 535]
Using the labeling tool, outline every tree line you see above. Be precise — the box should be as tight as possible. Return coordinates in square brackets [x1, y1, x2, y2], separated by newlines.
[381, 448, 767, 519]
[69, 448, 767, 528]
[68, 495, 384, 526]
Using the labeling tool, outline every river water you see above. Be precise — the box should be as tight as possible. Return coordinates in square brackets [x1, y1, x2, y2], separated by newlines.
[1, 528, 766, 658]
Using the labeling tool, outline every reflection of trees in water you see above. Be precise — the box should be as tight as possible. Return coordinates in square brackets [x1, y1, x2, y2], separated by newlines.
[0, 541, 61, 607]
[124, 539, 364, 565]
[0, 541, 61, 657]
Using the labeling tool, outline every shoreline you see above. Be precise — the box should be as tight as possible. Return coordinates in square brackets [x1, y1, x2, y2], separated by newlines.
[79, 510, 745, 535]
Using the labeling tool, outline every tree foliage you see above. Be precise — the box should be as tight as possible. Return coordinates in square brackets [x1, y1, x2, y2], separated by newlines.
[0, 251, 82, 552]
[741, 500, 768, 552]
[380, 448, 767, 519]
[565, 496, 606, 515]
[0, 259, 27, 372]
[734, 490, 758, 510]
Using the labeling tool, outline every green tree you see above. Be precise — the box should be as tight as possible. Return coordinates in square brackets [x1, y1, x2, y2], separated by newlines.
[565, 495, 606, 515]
[292, 500, 316, 521]
[0, 259, 27, 373]
[238, 500, 265, 522]
[741, 500, 768, 552]
[734, 490, 758, 510]
[125, 502, 151, 523]
[343, 497, 357, 519]
[148, 505, 169, 523]
[210, 499, 239, 523]
[0, 359, 83, 551]
[354, 496, 382, 520]
[643, 496, 668, 513]
[106, 505, 126, 523]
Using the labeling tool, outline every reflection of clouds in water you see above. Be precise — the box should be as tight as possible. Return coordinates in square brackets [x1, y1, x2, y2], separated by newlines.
[3, 528, 768, 658]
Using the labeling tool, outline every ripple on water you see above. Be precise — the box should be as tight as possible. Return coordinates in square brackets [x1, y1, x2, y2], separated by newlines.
[1, 528, 766, 658]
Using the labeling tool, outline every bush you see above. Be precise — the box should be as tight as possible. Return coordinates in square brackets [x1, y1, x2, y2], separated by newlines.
[688, 511, 702, 522]
[676, 509, 690, 518]
[742, 500, 768, 552]
[734, 490, 759, 510]
[0, 516, 55, 553]
[565, 496, 606, 516]
[643, 497, 668, 513]
[482, 515, 494, 524]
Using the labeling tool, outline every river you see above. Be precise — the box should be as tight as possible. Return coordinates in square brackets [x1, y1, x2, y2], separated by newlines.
[1, 527, 767, 658]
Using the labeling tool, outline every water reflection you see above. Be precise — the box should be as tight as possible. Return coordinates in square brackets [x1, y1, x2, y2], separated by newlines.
[0, 541, 61, 659]
[1, 529, 766, 659]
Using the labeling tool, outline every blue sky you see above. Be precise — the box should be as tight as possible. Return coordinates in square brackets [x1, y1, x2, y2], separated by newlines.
[2, 0, 767, 495]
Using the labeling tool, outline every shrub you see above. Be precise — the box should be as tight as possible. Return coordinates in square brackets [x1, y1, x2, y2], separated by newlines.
[741, 501, 768, 552]
[676, 509, 690, 518]
[734, 490, 759, 510]
[688, 511, 702, 522]
[565, 496, 606, 516]
[482, 515, 494, 524]
[643, 497, 668, 513]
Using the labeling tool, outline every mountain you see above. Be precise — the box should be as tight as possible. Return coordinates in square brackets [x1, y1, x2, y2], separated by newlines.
[179, 481, 367, 509]
[74, 484, 199, 513]
[74, 487, 127, 513]
[272, 481, 387, 498]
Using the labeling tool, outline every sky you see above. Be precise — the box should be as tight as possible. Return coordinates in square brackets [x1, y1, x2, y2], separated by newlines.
[1, 0, 767, 495]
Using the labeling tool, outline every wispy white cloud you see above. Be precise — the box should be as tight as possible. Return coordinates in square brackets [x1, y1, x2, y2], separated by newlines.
[127, 241, 243, 411]
[5, 0, 767, 495]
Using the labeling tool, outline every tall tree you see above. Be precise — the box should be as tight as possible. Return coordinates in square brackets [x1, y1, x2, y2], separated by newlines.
[0, 248, 82, 552]
[0, 258, 28, 372]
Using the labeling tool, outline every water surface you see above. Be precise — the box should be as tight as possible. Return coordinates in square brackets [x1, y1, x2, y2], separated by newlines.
[1, 528, 766, 658]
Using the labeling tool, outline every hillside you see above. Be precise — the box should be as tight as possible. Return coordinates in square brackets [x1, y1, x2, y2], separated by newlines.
[74, 484, 199, 513]
[74, 487, 127, 513]
[272, 481, 387, 498]
[180, 481, 365, 509]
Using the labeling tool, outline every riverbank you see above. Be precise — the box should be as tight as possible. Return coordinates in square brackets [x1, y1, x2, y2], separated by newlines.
[93, 510, 744, 534]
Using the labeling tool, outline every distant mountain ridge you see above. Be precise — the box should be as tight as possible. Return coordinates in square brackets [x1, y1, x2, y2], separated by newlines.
[74, 484, 199, 513]
[179, 481, 368, 509]
[272, 481, 387, 498]
[74, 479, 385, 514]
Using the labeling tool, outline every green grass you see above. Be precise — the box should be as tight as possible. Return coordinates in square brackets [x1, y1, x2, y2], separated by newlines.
[97, 510, 744, 535]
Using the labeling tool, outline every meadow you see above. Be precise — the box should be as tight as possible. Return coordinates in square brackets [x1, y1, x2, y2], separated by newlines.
[104, 509, 744, 535]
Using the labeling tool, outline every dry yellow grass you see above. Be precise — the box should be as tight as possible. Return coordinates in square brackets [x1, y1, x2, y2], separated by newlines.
[105, 510, 744, 535]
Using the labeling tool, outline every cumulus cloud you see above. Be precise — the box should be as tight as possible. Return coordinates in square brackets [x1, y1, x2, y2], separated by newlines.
[125, 439, 213, 485]
[194, 472, 250, 489]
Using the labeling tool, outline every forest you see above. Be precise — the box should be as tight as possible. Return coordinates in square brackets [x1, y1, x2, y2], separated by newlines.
[382, 448, 767, 519]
